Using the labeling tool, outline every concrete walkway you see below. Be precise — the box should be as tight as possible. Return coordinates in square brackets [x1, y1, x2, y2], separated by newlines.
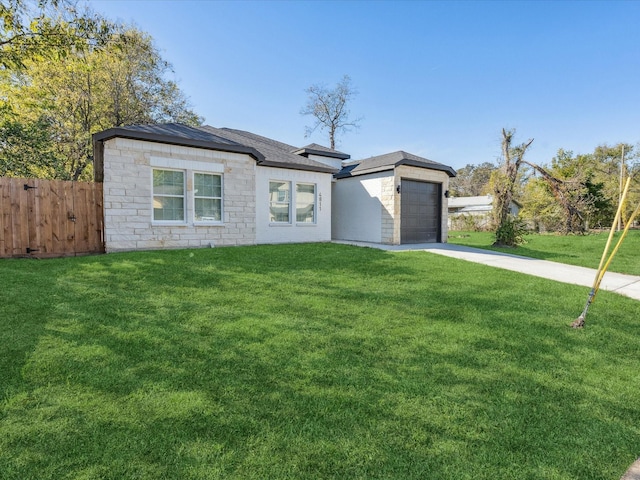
[336, 241, 640, 301]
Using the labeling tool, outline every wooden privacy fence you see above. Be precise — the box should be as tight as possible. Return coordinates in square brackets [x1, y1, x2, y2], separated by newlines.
[0, 177, 104, 258]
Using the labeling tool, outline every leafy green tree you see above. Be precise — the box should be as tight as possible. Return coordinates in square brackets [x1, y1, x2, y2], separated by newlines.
[519, 147, 622, 233]
[0, 103, 63, 177]
[449, 161, 496, 197]
[590, 143, 637, 226]
[1, 27, 203, 180]
[523, 156, 590, 234]
[520, 178, 562, 232]
[1, 0, 112, 69]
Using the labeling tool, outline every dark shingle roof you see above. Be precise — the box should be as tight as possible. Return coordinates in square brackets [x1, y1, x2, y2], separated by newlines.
[93, 123, 340, 173]
[336, 150, 456, 178]
[93, 123, 263, 161]
[291, 143, 351, 160]
[108, 123, 238, 144]
[200, 127, 338, 173]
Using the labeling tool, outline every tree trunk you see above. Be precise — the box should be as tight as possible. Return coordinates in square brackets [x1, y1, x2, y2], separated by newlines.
[493, 129, 533, 228]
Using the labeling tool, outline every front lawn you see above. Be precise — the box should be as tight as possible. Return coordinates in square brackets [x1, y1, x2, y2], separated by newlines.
[448, 230, 640, 275]
[1, 243, 639, 479]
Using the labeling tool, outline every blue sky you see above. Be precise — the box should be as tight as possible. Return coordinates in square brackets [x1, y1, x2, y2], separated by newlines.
[89, 0, 640, 170]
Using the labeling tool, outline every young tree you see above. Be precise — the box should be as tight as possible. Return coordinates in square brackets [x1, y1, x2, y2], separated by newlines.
[301, 74, 361, 149]
[491, 128, 533, 245]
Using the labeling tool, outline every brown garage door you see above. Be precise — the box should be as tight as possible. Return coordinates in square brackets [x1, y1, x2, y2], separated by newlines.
[400, 179, 441, 244]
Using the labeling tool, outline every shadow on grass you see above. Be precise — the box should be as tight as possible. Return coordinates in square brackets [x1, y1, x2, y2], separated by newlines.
[1, 243, 639, 479]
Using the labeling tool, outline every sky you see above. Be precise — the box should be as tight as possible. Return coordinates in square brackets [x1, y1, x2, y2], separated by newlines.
[88, 0, 640, 171]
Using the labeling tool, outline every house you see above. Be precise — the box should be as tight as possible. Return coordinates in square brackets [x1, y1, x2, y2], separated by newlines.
[333, 152, 456, 244]
[92, 123, 456, 252]
[447, 194, 521, 230]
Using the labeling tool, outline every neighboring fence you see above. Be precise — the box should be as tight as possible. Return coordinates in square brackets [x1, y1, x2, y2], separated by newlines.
[0, 177, 104, 258]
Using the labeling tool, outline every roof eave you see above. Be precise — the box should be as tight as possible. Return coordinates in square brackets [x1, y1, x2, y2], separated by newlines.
[92, 127, 265, 162]
[396, 159, 457, 177]
[335, 165, 395, 178]
[292, 147, 351, 160]
[259, 160, 338, 174]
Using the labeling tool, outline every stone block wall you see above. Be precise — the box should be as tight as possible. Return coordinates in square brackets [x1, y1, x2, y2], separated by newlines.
[380, 176, 396, 244]
[102, 137, 256, 252]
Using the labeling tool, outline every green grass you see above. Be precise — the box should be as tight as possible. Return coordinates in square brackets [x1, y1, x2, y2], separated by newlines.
[448, 230, 640, 275]
[1, 243, 639, 479]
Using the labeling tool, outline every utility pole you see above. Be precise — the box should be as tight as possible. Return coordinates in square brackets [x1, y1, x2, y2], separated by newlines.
[618, 145, 626, 231]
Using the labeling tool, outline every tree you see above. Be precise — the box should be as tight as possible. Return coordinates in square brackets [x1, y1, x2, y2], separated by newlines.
[1, 27, 203, 180]
[520, 177, 562, 232]
[522, 159, 588, 234]
[491, 128, 533, 246]
[0, 104, 62, 177]
[301, 74, 361, 149]
[1, 0, 112, 69]
[519, 146, 633, 233]
[449, 161, 496, 197]
[590, 143, 637, 227]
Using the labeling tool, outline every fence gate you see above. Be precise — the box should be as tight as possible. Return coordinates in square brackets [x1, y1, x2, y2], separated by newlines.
[0, 177, 104, 258]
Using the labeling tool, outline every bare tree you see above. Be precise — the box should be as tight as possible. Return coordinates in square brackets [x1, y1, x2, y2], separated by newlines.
[491, 128, 533, 245]
[301, 75, 361, 149]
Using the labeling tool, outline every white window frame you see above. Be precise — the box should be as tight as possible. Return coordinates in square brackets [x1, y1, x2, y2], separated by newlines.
[152, 168, 186, 224]
[193, 171, 224, 224]
[151, 162, 225, 226]
[295, 182, 317, 225]
[269, 180, 292, 224]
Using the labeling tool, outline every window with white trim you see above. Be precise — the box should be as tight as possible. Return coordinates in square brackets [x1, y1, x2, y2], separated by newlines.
[295, 183, 316, 223]
[153, 169, 185, 221]
[269, 181, 291, 223]
[194, 172, 222, 222]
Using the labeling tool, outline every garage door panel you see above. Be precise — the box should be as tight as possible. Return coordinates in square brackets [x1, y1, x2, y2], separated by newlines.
[400, 180, 441, 244]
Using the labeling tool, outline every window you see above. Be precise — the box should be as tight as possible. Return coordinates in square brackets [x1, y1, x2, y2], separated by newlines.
[153, 169, 185, 221]
[269, 181, 291, 223]
[194, 173, 222, 222]
[296, 183, 316, 223]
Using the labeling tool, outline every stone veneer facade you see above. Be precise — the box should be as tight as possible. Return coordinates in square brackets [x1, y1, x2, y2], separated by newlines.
[102, 137, 256, 252]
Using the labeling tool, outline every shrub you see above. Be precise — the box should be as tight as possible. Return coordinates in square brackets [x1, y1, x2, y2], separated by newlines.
[493, 216, 528, 247]
[450, 213, 492, 232]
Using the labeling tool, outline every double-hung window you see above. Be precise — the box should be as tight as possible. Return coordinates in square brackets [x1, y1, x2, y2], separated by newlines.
[152, 166, 224, 224]
[269, 181, 291, 223]
[194, 173, 222, 222]
[268, 180, 317, 225]
[295, 183, 316, 223]
[153, 169, 185, 222]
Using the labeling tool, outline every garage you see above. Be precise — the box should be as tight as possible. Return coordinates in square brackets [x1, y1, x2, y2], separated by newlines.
[400, 179, 441, 243]
[332, 151, 454, 245]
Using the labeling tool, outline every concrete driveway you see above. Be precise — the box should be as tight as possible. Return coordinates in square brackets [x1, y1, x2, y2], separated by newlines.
[336, 241, 640, 301]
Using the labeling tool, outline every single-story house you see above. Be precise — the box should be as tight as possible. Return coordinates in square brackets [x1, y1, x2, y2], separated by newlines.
[92, 123, 456, 252]
[447, 194, 521, 230]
